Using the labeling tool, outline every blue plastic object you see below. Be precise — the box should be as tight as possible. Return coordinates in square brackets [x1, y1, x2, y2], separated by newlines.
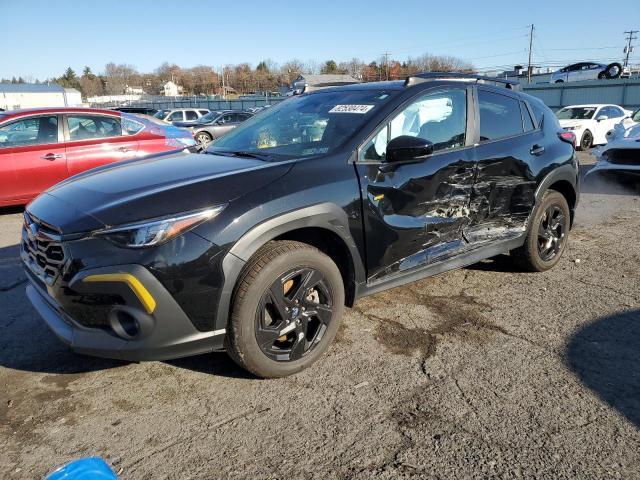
[45, 457, 117, 480]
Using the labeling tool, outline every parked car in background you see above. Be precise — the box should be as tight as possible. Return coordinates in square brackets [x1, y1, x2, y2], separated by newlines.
[176, 110, 254, 145]
[153, 108, 210, 124]
[556, 104, 632, 150]
[21, 73, 578, 378]
[112, 106, 159, 116]
[605, 107, 640, 142]
[0, 107, 196, 206]
[550, 62, 624, 83]
[588, 119, 640, 184]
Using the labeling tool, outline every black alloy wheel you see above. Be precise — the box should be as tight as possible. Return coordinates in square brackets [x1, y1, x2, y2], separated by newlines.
[227, 240, 344, 378]
[580, 130, 593, 151]
[256, 267, 333, 362]
[537, 205, 567, 262]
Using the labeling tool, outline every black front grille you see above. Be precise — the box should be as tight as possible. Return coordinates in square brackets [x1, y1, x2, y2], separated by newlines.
[604, 148, 640, 166]
[21, 212, 66, 286]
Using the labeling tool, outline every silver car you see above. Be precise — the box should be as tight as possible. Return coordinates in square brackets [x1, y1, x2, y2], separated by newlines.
[186, 111, 254, 145]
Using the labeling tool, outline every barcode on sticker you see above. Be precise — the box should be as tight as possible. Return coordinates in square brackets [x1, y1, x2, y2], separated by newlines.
[328, 105, 374, 114]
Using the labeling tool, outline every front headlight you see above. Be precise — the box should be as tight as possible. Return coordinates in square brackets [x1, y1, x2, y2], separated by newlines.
[93, 205, 225, 248]
[564, 125, 582, 131]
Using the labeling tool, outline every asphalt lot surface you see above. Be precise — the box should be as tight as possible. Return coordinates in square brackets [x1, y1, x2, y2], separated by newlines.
[1, 152, 639, 479]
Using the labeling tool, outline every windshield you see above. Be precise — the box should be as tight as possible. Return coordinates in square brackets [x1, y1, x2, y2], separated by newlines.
[556, 107, 597, 120]
[197, 111, 222, 123]
[207, 90, 397, 159]
[153, 109, 170, 119]
[632, 109, 640, 123]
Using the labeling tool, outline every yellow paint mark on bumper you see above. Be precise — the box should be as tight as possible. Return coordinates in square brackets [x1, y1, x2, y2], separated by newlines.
[83, 273, 156, 314]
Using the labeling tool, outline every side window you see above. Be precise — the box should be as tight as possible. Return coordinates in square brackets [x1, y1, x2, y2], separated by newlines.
[569, 64, 581, 72]
[122, 116, 144, 135]
[360, 89, 467, 161]
[185, 110, 198, 121]
[608, 107, 623, 118]
[478, 90, 524, 142]
[68, 115, 121, 141]
[0, 116, 58, 148]
[520, 101, 535, 132]
[221, 114, 234, 124]
[597, 107, 611, 119]
[169, 111, 184, 121]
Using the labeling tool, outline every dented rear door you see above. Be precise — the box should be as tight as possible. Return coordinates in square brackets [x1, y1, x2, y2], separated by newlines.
[466, 88, 538, 245]
[356, 86, 476, 282]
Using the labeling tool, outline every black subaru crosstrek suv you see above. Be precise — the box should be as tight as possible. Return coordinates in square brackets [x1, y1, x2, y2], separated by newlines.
[22, 73, 579, 378]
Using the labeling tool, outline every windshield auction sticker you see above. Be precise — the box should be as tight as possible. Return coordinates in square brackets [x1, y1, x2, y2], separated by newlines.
[328, 105, 374, 114]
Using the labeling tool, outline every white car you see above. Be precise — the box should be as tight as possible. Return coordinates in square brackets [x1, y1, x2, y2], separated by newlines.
[556, 104, 632, 150]
[152, 108, 210, 124]
[550, 62, 628, 83]
[587, 120, 640, 184]
[605, 108, 640, 142]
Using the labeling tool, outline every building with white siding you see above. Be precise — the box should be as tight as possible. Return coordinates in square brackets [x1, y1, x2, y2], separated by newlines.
[0, 83, 82, 110]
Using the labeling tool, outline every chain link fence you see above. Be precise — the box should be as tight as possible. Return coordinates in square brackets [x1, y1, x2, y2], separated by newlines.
[90, 95, 287, 111]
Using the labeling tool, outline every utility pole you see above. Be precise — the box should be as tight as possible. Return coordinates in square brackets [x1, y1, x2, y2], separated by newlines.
[527, 24, 534, 84]
[623, 30, 638, 68]
[220, 65, 226, 100]
[381, 52, 390, 81]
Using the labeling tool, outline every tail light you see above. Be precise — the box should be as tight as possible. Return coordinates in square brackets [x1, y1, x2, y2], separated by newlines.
[558, 131, 576, 148]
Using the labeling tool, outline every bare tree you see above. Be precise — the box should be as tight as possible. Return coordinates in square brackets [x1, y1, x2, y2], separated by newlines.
[104, 63, 138, 94]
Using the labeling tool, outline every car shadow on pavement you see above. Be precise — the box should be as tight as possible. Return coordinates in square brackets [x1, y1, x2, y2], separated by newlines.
[565, 309, 640, 429]
[465, 254, 523, 273]
[580, 164, 640, 196]
[166, 353, 255, 379]
[0, 243, 126, 375]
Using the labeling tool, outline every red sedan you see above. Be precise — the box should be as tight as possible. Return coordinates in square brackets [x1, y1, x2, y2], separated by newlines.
[0, 107, 196, 206]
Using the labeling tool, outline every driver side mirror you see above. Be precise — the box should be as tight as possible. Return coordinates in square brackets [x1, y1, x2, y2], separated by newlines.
[596, 115, 609, 122]
[386, 135, 434, 163]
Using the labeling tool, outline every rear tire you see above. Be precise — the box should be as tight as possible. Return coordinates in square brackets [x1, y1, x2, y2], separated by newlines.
[226, 241, 344, 378]
[195, 131, 212, 145]
[511, 190, 570, 272]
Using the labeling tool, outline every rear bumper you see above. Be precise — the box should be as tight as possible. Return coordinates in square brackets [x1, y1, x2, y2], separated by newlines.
[25, 264, 226, 361]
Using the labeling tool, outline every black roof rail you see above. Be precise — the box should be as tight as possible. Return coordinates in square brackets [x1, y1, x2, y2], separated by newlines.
[405, 72, 521, 91]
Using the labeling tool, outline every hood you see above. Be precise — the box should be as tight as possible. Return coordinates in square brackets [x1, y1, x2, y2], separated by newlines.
[559, 119, 590, 128]
[28, 151, 293, 233]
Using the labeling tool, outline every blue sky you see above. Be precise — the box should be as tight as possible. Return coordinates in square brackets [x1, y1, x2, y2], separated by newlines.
[1, 0, 638, 79]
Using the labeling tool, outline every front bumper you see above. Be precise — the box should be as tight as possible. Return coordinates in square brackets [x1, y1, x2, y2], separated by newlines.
[24, 263, 226, 361]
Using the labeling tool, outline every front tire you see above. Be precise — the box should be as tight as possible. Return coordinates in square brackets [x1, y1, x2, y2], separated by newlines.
[578, 130, 593, 151]
[511, 190, 570, 272]
[226, 241, 344, 378]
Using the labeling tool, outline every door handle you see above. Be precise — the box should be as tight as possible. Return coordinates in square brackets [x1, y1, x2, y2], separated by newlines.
[530, 145, 545, 156]
[41, 153, 63, 161]
[117, 147, 131, 152]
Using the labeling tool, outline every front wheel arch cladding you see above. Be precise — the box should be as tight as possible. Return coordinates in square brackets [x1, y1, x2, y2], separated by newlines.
[213, 203, 365, 332]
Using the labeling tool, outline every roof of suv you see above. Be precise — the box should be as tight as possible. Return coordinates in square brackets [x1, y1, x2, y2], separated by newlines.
[307, 73, 521, 94]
